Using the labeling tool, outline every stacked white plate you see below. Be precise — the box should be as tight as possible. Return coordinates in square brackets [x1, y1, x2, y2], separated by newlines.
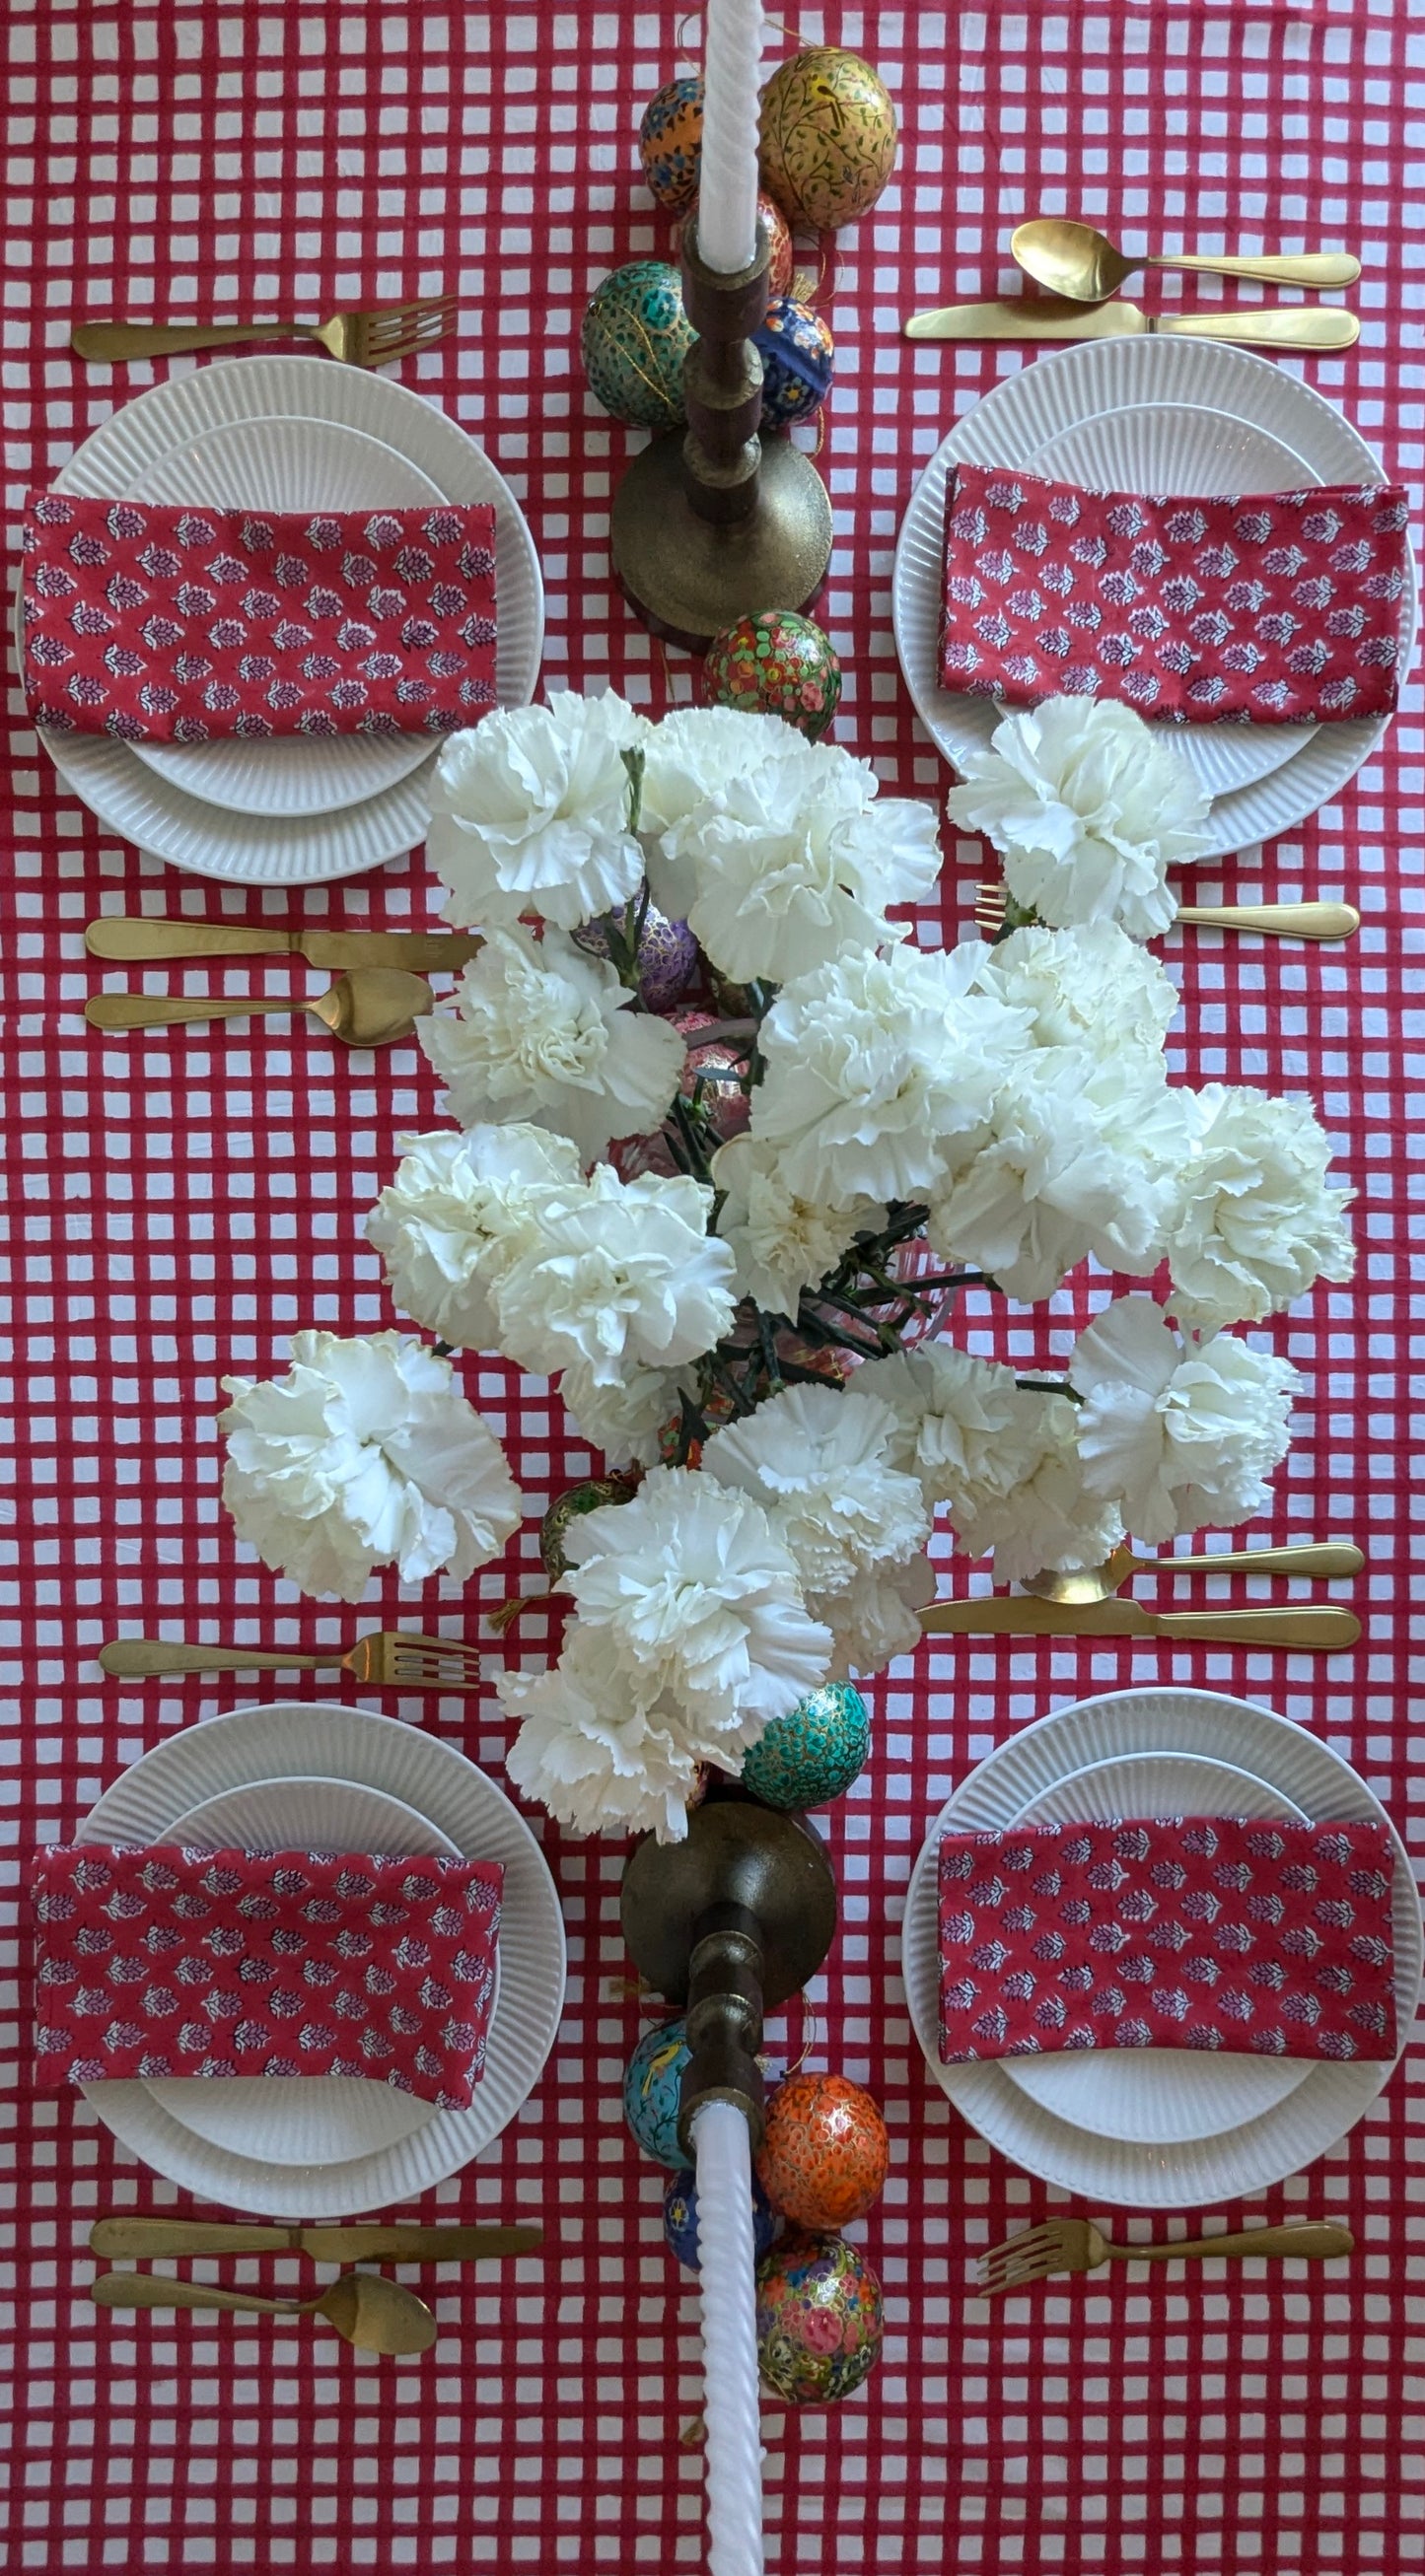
[77, 1701, 566, 2215]
[902, 1687, 1422, 2207]
[893, 337, 1419, 860]
[29, 356, 544, 884]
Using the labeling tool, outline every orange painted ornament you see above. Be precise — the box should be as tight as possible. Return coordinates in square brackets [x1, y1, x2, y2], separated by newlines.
[755, 2072, 889, 2228]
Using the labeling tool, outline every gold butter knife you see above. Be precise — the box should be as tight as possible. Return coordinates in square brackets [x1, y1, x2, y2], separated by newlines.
[905, 298, 1360, 349]
[919, 1599, 1359, 1650]
[87, 918, 482, 972]
[91, 2219, 542, 2261]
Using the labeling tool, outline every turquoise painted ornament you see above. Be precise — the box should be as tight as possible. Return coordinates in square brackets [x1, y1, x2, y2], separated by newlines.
[622, 2019, 690, 2166]
[742, 1683, 869, 1809]
[702, 609, 842, 741]
[753, 297, 834, 429]
[755, 2229, 885, 2405]
[639, 77, 704, 212]
[582, 262, 694, 430]
[664, 2165, 779, 2270]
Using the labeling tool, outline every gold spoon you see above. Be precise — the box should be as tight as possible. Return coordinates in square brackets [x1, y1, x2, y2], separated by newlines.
[1011, 219, 1362, 305]
[91, 2267, 437, 2355]
[85, 967, 433, 1047]
[1023, 1538, 1364, 1607]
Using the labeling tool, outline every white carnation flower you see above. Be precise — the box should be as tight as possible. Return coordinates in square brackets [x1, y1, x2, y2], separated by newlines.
[640, 704, 805, 919]
[558, 1357, 687, 1468]
[929, 1049, 1187, 1301]
[702, 1382, 930, 1597]
[427, 688, 650, 931]
[368, 1122, 582, 1349]
[1165, 1084, 1355, 1330]
[672, 740, 942, 985]
[808, 1552, 937, 1679]
[418, 924, 683, 1165]
[500, 1625, 697, 1842]
[562, 1466, 831, 1739]
[1070, 1293, 1299, 1542]
[857, 1342, 1042, 1510]
[947, 696, 1212, 940]
[710, 1133, 886, 1318]
[491, 1167, 738, 1386]
[972, 919, 1178, 1061]
[220, 1331, 522, 1603]
[751, 941, 1031, 1205]
[948, 1386, 1125, 1580]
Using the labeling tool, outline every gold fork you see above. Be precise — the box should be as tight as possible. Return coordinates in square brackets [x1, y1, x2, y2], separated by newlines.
[99, 1632, 480, 1690]
[72, 293, 457, 369]
[979, 2217, 1354, 2295]
[974, 882, 1360, 943]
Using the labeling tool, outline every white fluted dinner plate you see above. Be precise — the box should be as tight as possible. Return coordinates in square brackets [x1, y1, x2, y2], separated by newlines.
[129, 417, 445, 816]
[999, 1750, 1314, 2143]
[142, 1774, 463, 2166]
[902, 1688, 1421, 2206]
[894, 338, 1417, 857]
[32, 354, 544, 883]
[77, 1703, 566, 2214]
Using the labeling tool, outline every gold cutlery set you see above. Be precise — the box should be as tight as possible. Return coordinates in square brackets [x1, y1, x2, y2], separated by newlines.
[907, 221, 1361, 345]
[84, 916, 483, 1050]
[89, 2218, 541, 2356]
[919, 1538, 1363, 1656]
[978, 2216, 1353, 2296]
[72, 292, 458, 370]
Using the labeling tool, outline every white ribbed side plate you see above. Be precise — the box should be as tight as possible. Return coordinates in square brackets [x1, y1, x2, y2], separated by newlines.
[902, 1687, 1422, 2207]
[35, 354, 544, 884]
[893, 338, 1418, 859]
[78, 1703, 566, 2216]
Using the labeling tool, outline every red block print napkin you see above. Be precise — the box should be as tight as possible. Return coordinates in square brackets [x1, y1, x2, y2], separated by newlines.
[938, 1817, 1396, 2063]
[21, 494, 498, 743]
[33, 1844, 504, 2111]
[941, 459, 1410, 723]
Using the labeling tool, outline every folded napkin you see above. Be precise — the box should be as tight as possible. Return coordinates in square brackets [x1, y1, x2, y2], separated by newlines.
[21, 494, 498, 743]
[938, 1817, 1395, 2063]
[941, 460, 1409, 723]
[33, 1843, 503, 2110]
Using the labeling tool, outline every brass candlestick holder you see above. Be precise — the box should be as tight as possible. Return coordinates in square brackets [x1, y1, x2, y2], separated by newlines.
[609, 220, 835, 652]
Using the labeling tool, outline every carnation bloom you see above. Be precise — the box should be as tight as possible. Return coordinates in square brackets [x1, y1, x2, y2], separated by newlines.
[368, 1122, 582, 1349]
[751, 941, 1030, 1206]
[561, 1466, 831, 1737]
[858, 1342, 1043, 1509]
[702, 1382, 930, 1597]
[710, 1133, 886, 1318]
[419, 924, 684, 1165]
[500, 1626, 698, 1842]
[491, 1167, 738, 1386]
[427, 687, 650, 930]
[807, 1553, 937, 1679]
[1070, 1293, 1300, 1542]
[971, 919, 1178, 1062]
[558, 1357, 688, 1467]
[947, 1385, 1125, 1579]
[220, 1332, 522, 1602]
[640, 703, 805, 919]
[1165, 1084, 1355, 1330]
[946, 695, 1212, 940]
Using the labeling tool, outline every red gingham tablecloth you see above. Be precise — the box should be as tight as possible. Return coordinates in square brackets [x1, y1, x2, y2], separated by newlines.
[2, 5, 1421, 2571]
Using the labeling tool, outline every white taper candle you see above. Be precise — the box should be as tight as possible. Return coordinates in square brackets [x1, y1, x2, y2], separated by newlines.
[691, 2099, 765, 2576]
[697, 0, 764, 273]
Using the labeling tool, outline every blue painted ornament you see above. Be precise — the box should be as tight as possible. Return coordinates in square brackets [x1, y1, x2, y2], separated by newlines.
[753, 297, 835, 430]
[742, 1683, 869, 1810]
[663, 2166, 779, 2270]
[622, 2018, 690, 2166]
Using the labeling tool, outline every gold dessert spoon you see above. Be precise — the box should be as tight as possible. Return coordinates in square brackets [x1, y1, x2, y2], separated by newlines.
[91, 2267, 437, 2355]
[85, 967, 433, 1048]
[1022, 1538, 1364, 1606]
[1010, 219, 1361, 303]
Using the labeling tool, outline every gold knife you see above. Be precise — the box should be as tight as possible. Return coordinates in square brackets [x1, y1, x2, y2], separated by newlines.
[904, 298, 1360, 349]
[90, 2219, 542, 2261]
[86, 918, 483, 971]
[920, 1599, 1359, 1650]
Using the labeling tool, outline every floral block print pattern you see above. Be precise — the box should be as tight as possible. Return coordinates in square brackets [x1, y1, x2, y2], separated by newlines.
[22, 494, 498, 741]
[940, 461, 1409, 724]
[34, 1843, 503, 2108]
[938, 1817, 1396, 2062]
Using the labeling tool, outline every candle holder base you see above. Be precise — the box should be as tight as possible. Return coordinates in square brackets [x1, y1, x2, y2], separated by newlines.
[611, 431, 833, 652]
[620, 1788, 838, 2012]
